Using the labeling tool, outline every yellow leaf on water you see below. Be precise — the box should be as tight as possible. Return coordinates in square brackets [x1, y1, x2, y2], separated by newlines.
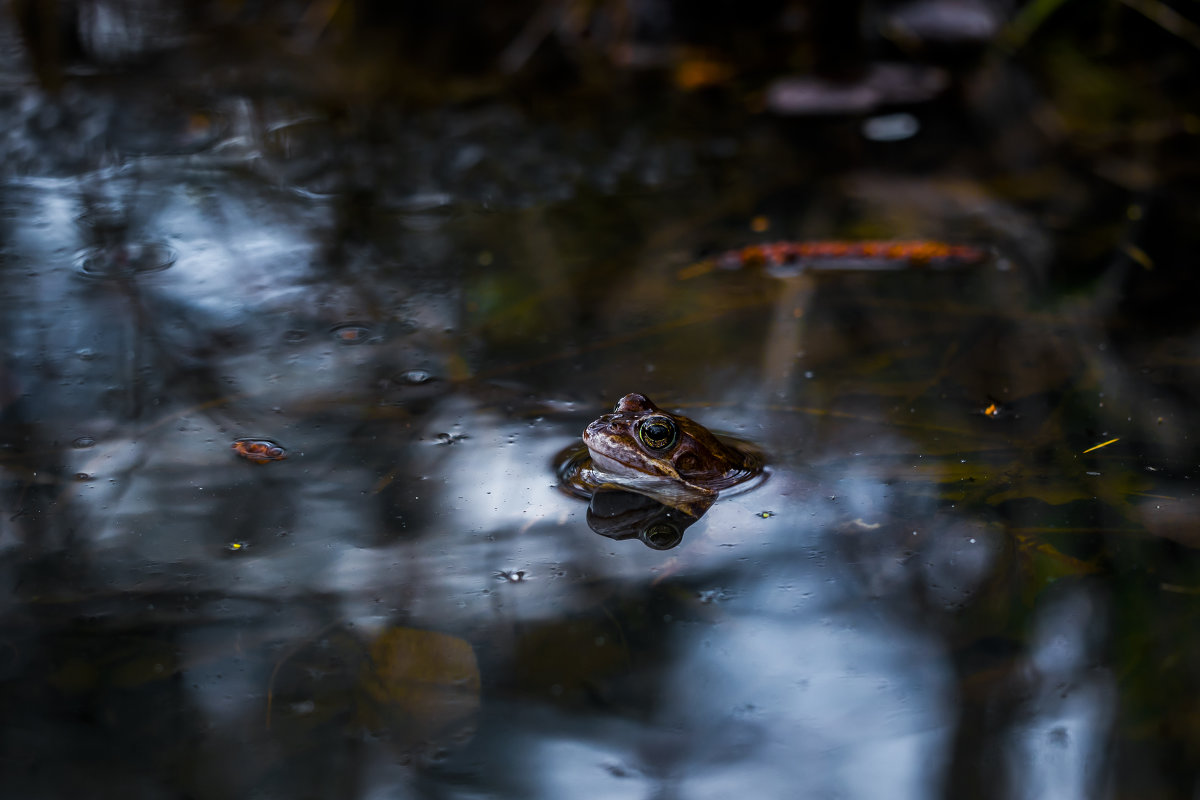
[1082, 437, 1120, 454]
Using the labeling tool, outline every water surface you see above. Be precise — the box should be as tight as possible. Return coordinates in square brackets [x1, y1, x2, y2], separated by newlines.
[2, 6, 1199, 798]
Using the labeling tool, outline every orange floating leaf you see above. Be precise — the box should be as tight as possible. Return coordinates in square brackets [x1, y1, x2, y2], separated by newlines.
[232, 438, 288, 463]
[707, 240, 988, 271]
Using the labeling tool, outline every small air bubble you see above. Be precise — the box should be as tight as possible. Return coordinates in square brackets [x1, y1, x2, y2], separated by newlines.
[399, 369, 432, 384]
[72, 436, 96, 449]
[495, 569, 528, 582]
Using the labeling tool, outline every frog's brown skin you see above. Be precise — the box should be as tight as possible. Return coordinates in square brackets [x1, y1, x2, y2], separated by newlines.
[575, 394, 763, 515]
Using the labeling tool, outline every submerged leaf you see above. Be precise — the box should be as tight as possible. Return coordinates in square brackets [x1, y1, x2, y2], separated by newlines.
[358, 626, 481, 748]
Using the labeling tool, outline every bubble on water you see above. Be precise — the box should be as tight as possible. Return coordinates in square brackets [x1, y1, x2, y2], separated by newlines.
[495, 569, 528, 582]
[283, 329, 308, 343]
[71, 436, 96, 449]
[329, 323, 375, 345]
[76, 348, 96, 361]
[74, 242, 176, 279]
[74, 472, 93, 481]
[398, 369, 433, 385]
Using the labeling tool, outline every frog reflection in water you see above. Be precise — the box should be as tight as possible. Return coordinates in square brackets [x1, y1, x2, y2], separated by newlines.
[559, 393, 764, 526]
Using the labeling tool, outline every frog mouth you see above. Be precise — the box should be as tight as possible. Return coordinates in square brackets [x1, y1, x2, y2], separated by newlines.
[583, 424, 648, 468]
[587, 448, 649, 477]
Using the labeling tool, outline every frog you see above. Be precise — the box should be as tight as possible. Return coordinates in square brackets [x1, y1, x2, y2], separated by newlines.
[557, 393, 764, 517]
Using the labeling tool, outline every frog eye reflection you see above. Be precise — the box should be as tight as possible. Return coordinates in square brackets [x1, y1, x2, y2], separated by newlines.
[637, 416, 677, 450]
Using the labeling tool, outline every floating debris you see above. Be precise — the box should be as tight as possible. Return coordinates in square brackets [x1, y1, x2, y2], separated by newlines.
[495, 569, 529, 582]
[232, 438, 288, 463]
[1082, 437, 1120, 454]
[329, 323, 375, 345]
[682, 240, 987, 279]
[719, 240, 987, 270]
[398, 369, 433, 385]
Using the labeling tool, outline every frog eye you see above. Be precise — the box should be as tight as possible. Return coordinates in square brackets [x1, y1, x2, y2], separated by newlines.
[642, 521, 683, 550]
[637, 416, 677, 451]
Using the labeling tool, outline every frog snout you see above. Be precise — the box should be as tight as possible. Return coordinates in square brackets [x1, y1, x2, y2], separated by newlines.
[584, 417, 613, 435]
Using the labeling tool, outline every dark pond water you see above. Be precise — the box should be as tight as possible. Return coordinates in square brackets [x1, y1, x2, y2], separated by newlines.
[3, 3, 1200, 798]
